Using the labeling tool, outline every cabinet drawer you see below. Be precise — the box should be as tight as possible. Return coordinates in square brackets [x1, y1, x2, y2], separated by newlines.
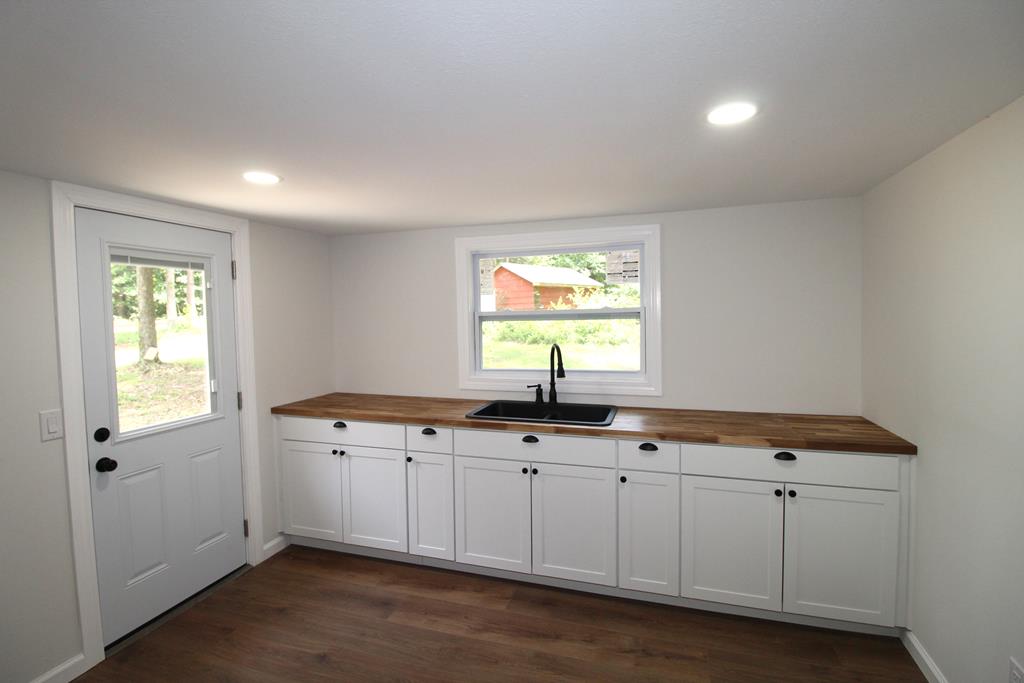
[454, 429, 615, 468]
[406, 425, 453, 453]
[681, 444, 899, 490]
[278, 416, 405, 449]
[617, 440, 681, 473]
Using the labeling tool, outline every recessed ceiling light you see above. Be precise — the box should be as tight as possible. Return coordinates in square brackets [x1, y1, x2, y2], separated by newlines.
[707, 102, 758, 126]
[243, 170, 281, 185]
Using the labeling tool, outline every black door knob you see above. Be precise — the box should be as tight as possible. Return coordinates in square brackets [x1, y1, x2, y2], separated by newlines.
[774, 451, 797, 461]
[774, 489, 783, 497]
[421, 427, 437, 436]
[531, 467, 538, 475]
[406, 456, 413, 462]
[95, 457, 118, 473]
[638, 442, 658, 452]
[522, 435, 539, 443]
[333, 421, 347, 429]
[620, 476, 627, 483]
[788, 489, 797, 498]
[522, 467, 528, 474]
[93, 427, 110, 442]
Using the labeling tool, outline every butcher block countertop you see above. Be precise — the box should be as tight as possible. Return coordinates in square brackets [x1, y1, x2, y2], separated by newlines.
[271, 393, 917, 456]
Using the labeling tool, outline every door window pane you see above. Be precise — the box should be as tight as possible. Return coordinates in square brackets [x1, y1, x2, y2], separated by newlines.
[111, 261, 213, 433]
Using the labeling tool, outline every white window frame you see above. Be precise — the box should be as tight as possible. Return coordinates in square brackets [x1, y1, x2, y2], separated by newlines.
[455, 224, 662, 396]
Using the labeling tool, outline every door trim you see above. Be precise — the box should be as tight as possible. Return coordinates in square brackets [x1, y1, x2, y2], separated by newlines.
[50, 181, 265, 680]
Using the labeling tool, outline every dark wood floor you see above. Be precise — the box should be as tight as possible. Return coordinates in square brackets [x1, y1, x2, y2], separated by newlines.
[78, 546, 924, 682]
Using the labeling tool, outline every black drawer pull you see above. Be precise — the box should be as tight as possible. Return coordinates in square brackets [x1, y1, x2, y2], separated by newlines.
[788, 489, 797, 498]
[774, 451, 797, 461]
[522, 435, 539, 444]
[620, 475, 627, 483]
[638, 442, 658, 452]
[774, 489, 783, 497]
[522, 467, 528, 474]
[531, 467, 539, 475]
[333, 421, 347, 429]
[338, 450, 346, 457]
[331, 449, 339, 455]
[421, 427, 437, 436]
[406, 456, 413, 463]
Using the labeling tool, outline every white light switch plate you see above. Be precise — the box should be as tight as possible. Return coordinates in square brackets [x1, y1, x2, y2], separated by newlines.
[39, 409, 64, 441]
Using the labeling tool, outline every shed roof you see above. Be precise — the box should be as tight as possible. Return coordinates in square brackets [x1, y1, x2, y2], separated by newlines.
[495, 262, 601, 288]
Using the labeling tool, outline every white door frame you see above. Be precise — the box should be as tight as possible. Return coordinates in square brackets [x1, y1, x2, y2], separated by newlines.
[49, 181, 265, 680]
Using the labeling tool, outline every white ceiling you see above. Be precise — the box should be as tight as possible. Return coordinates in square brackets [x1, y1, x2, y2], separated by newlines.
[1, 1, 1022, 234]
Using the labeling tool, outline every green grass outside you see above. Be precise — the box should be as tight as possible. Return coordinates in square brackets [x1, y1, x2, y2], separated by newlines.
[482, 340, 640, 371]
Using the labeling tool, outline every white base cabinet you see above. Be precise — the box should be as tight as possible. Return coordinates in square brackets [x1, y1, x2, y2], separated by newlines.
[783, 483, 900, 626]
[341, 446, 408, 552]
[454, 456, 532, 573]
[407, 451, 454, 560]
[680, 475, 784, 610]
[618, 470, 680, 596]
[531, 463, 617, 586]
[280, 440, 342, 542]
[277, 417, 909, 630]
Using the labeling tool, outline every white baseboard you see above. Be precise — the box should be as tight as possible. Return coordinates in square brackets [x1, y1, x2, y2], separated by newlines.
[262, 533, 289, 561]
[29, 652, 95, 683]
[902, 631, 948, 683]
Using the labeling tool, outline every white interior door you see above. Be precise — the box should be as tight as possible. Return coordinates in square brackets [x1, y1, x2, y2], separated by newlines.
[680, 475, 784, 610]
[783, 483, 899, 626]
[531, 463, 617, 586]
[76, 207, 245, 645]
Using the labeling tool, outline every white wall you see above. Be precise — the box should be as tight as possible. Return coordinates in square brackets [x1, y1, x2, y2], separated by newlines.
[863, 96, 1024, 683]
[0, 170, 83, 681]
[331, 198, 863, 414]
[250, 221, 334, 545]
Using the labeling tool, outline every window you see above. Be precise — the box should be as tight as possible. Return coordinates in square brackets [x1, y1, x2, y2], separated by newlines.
[456, 225, 662, 395]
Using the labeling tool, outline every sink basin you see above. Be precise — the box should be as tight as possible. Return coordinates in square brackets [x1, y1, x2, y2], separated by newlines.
[466, 400, 617, 427]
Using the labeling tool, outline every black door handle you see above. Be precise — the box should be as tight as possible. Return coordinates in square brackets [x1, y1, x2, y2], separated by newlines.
[638, 442, 658, 452]
[95, 457, 118, 473]
[774, 489, 783, 497]
[522, 435, 539, 443]
[620, 476, 627, 483]
[333, 421, 347, 429]
[406, 456, 413, 463]
[93, 427, 110, 442]
[774, 451, 797, 461]
[421, 427, 437, 436]
[788, 489, 797, 498]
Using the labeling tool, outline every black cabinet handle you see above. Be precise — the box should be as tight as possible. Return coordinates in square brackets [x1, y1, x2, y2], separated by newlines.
[522, 467, 528, 474]
[331, 449, 339, 455]
[638, 442, 658, 452]
[338, 450, 346, 457]
[774, 489, 783, 497]
[774, 451, 797, 461]
[788, 489, 797, 498]
[95, 457, 118, 473]
[421, 427, 437, 436]
[531, 467, 538, 475]
[522, 435, 539, 444]
[620, 475, 627, 483]
[93, 427, 111, 443]
[333, 421, 347, 429]
[406, 456, 412, 463]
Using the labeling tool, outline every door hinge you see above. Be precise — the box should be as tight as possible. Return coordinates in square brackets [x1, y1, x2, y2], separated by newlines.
[237, 391, 243, 410]
[243, 518, 249, 538]
[231, 260, 237, 280]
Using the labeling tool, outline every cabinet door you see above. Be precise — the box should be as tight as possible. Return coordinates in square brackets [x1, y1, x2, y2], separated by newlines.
[783, 484, 899, 626]
[280, 440, 342, 542]
[455, 456, 532, 573]
[680, 475, 783, 610]
[532, 463, 617, 586]
[618, 470, 680, 596]
[407, 451, 454, 560]
[341, 446, 408, 552]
